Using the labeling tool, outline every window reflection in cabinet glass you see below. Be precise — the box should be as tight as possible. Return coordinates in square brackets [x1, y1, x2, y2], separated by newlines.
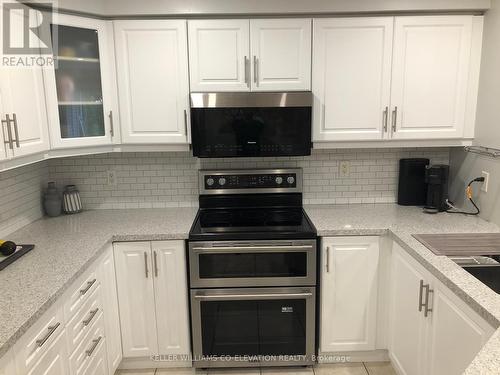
[51, 24, 105, 138]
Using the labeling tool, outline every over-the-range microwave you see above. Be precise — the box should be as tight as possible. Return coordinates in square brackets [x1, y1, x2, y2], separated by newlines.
[190, 92, 312, 158]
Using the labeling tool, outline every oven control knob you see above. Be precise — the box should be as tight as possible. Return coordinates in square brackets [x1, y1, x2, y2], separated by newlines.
[287, 176, 295, 185]
[206, 178, 215, 186]
[275, 176, 283, 185]
[218, 177, 227, 186]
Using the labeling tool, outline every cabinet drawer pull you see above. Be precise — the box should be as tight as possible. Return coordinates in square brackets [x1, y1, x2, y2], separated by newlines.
[418, 280, 425, 312]
[80, 279, 97, 295]
[82, 308, 99, 326]
[85, 336, 102, 357]
[36, 322, 61, 347]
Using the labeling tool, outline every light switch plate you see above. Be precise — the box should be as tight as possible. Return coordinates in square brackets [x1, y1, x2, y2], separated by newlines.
[481, 171, 489, 192]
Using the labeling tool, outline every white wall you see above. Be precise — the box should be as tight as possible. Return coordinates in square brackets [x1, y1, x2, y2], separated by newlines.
[450, 0, 500, 225]
[49, 0, 490, 16]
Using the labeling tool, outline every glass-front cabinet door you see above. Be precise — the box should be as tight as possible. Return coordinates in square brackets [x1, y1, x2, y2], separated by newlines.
[44, 14, 117, 148]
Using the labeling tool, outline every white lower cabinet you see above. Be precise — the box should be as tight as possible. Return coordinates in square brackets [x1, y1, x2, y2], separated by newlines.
[113, 240, 191, 361]
[10, 245, 119, 375]
[320, 236, 380, 352]
[389, 242, 494, 375]
[98, 249, 122, 374]
[114, 241, 158, 357]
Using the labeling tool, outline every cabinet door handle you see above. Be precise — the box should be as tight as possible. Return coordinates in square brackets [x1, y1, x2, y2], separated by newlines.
[418, 280, 425, 312]
[183, 109, 188, 136]
[80, 279, 97, 295]
[153, 250, 158, 277]
[144, 251, 149, 278]
[85, 336, 102, 357]
[244, 56, 249, 86]
[383, 106, 389, 133]
[2, 114, 14, 149]
[82, 308, 99, 326]
[36, 322, 61, 347]
[109, 111, 114, 137]
[326, 246, 330, 273]
[253, 56, 259, 85]
[392, 106, 398, 132]
[12, 113, 20, 148]
[424, 286, 434, 317]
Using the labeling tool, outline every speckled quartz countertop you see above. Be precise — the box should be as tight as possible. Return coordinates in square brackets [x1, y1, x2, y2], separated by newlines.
[0, 204, 499, 374]
[0, 208, 198, 359]
[304, 204, 500, 374]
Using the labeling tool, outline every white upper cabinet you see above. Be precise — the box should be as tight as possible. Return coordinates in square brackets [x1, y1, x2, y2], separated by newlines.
[390, 16, 475, 140]
[312, 15, 482, 144]
[188, 19, 312, 92]
[313, 18, 393, 141]
[44, 14, 117, 149]
[114, 20, 190, 144]
[188, 20, 250, 92]
[250, 19, 311, 91]
[0, 8, 50, 159]
[321, 236, 380, 352]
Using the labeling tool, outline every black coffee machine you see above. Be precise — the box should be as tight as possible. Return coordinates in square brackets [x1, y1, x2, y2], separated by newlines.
[424, 165, 449, 213]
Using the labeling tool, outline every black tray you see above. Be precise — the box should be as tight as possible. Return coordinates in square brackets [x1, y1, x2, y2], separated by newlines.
[0, 245, 35, 271]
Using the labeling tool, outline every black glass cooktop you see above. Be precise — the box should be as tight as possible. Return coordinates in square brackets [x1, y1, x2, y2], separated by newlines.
[189, 207, 317, 241]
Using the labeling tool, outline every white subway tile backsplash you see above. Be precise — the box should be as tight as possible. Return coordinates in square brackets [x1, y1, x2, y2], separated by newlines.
[0, 161, 48, 238]
[48, 148, 449, 209]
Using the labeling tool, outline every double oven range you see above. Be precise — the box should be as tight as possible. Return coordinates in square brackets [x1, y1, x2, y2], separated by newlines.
[188, 169, 318, 368]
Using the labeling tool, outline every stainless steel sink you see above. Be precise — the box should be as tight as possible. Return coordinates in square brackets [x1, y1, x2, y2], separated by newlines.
[450, 255, 500, 294]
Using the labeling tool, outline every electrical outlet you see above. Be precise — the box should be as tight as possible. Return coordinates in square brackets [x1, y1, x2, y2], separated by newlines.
[481, 171, 489, 192]
[107, 170, 117, 186]
[339, 161, 351, 178]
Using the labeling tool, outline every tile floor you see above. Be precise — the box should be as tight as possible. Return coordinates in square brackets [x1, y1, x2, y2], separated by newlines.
[116, 362, 397, 375]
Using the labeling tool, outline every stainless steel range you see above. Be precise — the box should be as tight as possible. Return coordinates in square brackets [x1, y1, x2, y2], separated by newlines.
[188, 169, 318, 369]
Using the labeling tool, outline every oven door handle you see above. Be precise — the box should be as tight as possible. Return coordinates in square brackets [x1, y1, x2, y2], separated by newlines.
[191, 245, 314, 253]
[194, 292, 313, 301]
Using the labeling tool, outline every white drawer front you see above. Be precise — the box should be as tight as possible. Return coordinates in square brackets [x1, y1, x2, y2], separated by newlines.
[26, 329, 69, 375]
[14, 303, 65, 373]
[65, 269, 99, 323]
[83, 337, 108, 375]
[69, 312, 105, 375]
[67, 285, 102, 354]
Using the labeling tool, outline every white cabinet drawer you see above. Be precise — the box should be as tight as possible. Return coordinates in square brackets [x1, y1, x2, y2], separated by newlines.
[66, 285, 103, 354]
[14, 303, 65, 373]
[64, 268, 99, 323]
[26, 329, 69, 375]
[69, 312, 105, 375]
[83, 337, 108, 375]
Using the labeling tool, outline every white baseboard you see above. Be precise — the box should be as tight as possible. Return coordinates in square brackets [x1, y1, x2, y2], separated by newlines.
[318, 349, 390, 363]
[119, 357, 192, 370]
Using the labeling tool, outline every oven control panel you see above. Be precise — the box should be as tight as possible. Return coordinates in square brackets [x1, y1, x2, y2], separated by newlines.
[200, 169, 302, 194]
